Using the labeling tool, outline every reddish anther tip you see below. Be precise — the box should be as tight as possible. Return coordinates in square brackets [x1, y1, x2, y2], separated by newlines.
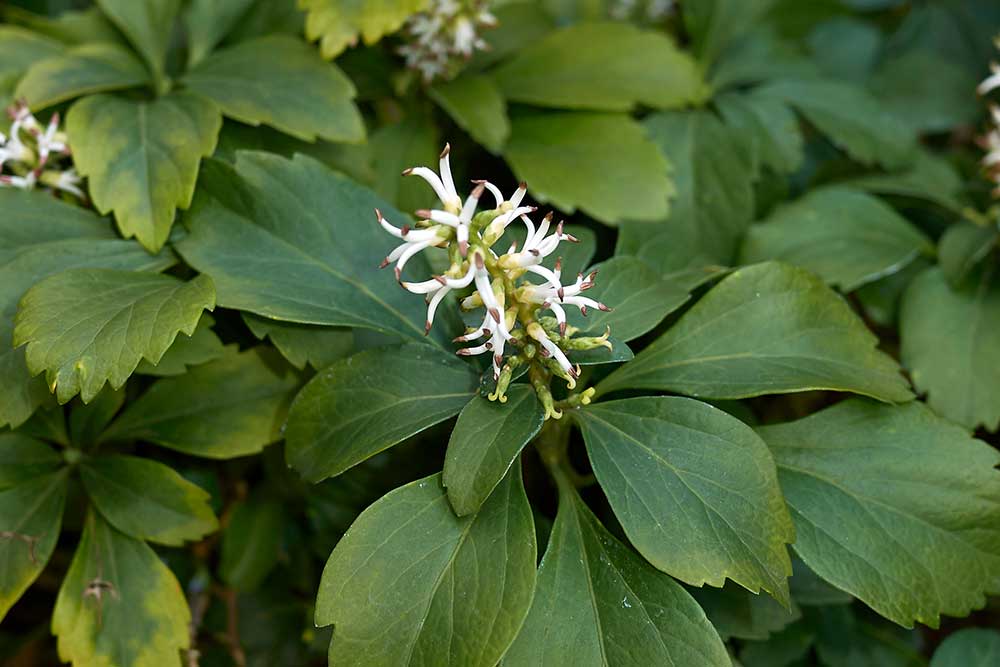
[457, 349, 472, 356]
[483, 328, 492, 338]
[379, 258, 390, 269]
[471, 179, 486, 184]
[489, 308, 501, 323]
[519, 181, 527, 190]
[440, 143, 451, 158]
[414, 209, 432, 219]
[554, 258, 562, 271]
[580, 305, 588, 316]
[475, 253, 485, 269]
[539, 347, 551, 358]
[401, 225, 411, 236]
[434, 275, 447, 285]
[559, 322, 567, 336]
[529, 249, 540, 256]
[485, 341, 493, 350]
[394, 267, 402, 281]
[598, 303, 612, 312]
[374, 207, 383, 220]
[459, 240, 469, 257]
[471, 183, 485, 198]
[424, 322, 432, 335]
[557, 287, 565, 300]
[543, 211, 553, 221]
[401, 167, 414, 176]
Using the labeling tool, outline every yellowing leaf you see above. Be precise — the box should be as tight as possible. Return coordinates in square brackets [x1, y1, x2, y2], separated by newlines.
[299, 0, 429, 59]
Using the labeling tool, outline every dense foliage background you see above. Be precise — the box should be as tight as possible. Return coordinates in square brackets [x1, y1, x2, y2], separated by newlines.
[2, 0, 1000, 665]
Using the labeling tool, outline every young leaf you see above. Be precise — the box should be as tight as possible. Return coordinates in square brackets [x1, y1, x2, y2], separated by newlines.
[285, 344, 479, 482]
[175, 153, 461, 350]
[94, 0, 179, 89]
[14, 43, 150, 110]
[493, 22, 708, 111]
[564, 256, 690, 342]
[901, 267, 1000, 430]
[0, 26, 64, 79]
[219, 496, 284, 590]
[597, 262, 913, 402]
[102, 347, 300, 459]
[182, 35, 364, 143]
[14, 269, 215, 404]
[504, 112, 672, 224]
[0, 434, 62, 489]
[576, 397, 794, 604]
[66, 91, 222, 252]
[428, 74, 510, 152]
[931, 628, 1000, 667]
[52, 511, 190, 667]
[134, 315, 225, 376]
[316, 469, 535, 667]
[183, 0, 256, 67]
[0, 190, 172, 428]
[504, 473, 731, 666]
[299, 0, 429, 59]
[80, 455, 218, 546]
[757, 399, 1000, 628]
[443, 385, 544, 516]
[243, 313, 354, 370]
[0, 470, 68, 620]
[740, 187, 932, 292]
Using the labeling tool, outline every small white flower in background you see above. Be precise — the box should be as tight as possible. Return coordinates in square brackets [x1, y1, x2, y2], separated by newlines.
[979, 37, 1000, 198]
[377, 143, 612, 418]
[0, 99, 84, 202]
[399, 0, 497, 82]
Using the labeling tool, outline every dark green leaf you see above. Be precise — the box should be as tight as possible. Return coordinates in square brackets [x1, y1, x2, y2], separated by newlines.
[285, 344, 479, 482]
[14, 42, 148, 109]
[690, 582, 801, 641]
[299, 0, 428, 59]
[740, 621, 815, 667]
[94, 0, 179, 89]
[577, 397, 793, 603]
[758, 399, 1000, 628]
[683, 0, 778, 66]
[716, 88, 804, 175]
[846, 150, 965, 214]
[566, 337, 633, 366]
[220, 496, 283, 590]
[316, 469, 535, 667]
[134, 314, 225, 376]
[429, 74, 509, 152]
[0, 434, 62, 489]
[243, 313, 354, 370]
[598, 262, 913, 402]
[14, 269, 215, 404]
[69, 387, 124, 447]
[938, 222, 999, 289]
[812, 605, 924, 667]
[369, 114, 441, 214]
[184, 0, 256, 67]
[931, 628, 1000, 667]
[443, 385, 543, 516]
[871, 51, 981, 133]
[0, 26, 64, 79]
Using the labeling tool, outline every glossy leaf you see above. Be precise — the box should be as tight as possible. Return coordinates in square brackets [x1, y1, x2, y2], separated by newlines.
[103, 347, 300, 459]
[504, 473, 731, 666]
[0, 471, 67, 620]
[758, 399, 1000, 628]
[299, 0, 428, 59]
[504, 112, 672, 224]
[901, 267, 1000, 430]
[0, 434, 62, 489]
[577, 397, 793, 604]
[243, 313, 354, 370]
[81, 455, 218, 546]
[931, 628, 1000, 667]
[134, 315, 225, 376]
[220, 496, 284, 590]
[183, 35, 364, 143]
[429, 74, 509, 152]
[443, 385, 543, 516]
[14, 43, 150, 110]
[598, 262, 913, 402]
[285, 344, 479, 482]
[316, 469, 535, 667]
[493, 22, 708, 111]
[14, 269, 215, 404]
[52, 511, 190, 667]
[67, 91, 222, 252]
[740, 187, 932, 292]
[95, 0, 179, 89]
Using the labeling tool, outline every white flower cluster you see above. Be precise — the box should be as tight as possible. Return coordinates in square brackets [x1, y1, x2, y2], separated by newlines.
[378, 144, 611, 413]
[0, 99, 84, 199]
[609, 0, 674, 21]
[398, 0, 497, 82]
[979, 38, 1000, 198]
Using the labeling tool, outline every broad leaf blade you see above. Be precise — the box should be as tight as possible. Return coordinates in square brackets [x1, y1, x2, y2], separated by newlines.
[14, 269, 215, 404]
[757, 399, 1000, 628]
[428, 74, 509, 152]
[94, 0, 179, 89]
[243, 313, 354, 370]
[316, 469, 535, 667]
[0, 26, 64, 80]
[598, 262, 913, 402]
[134, 315, 225, 376]
[81, 454, 218, 546]
[184, 0, 256, 67]
[577, 397, 794, 604]
[299, 0, 428, 58]
[0, 434, 62, 489]
[15, 43, 150, 109]
[285, 344, 479, 482]
[716, 88, 804, 175]
[931, 628, 1000, 667]
[220, 496, 283, 590]
[443, 385, 543, 516]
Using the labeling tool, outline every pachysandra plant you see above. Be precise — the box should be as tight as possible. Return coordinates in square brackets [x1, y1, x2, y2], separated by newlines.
[0, 99, 83, 199]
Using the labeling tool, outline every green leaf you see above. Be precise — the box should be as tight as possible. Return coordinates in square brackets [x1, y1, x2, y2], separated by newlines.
[316, 469, 535, 667]
[641, 109, 755, 264]
[846, 150, 965, 214]
[80, 455, 218, 546]
[739, 621, 815, 667]
[135, 314, 225, 376]
[219, 496, 284, 590]
[14, 269, 215, 404]
[52, 511, 190, 667]
[184, 0, 256, 67]
[716, 88, 804, 175]
[299, 0, 428, 59]
[0, 26, 64, 79]
[0, 190, 172, 429]
[368, 113, 441, 214]
[576, 397, 793, 604]
[683, 0, 778, 66]
[102, 347, 300, 459]
[0, 434, 62, 489]
[443, 385, 543, 516]
[67, 91, 222, 252]
[243, 313, 354, 370]
[504, 473, 731, 666]
[931, 628, 1000, 667]
[183, 35, 364, 143]
[493, 22, 708, 111]
[812, 605, 924, 667]
[0, 471, 67, 620]
[740, 187, 932, 292]
[69, 387, 124, 447]
[175, 152, 461, 350]
[565, 256, 690, 342]
[285, 344, 479, 482]
[598, 262, 913, 402]
[14, 43, 150, 110]
[938, 222, 999, 289]
[428, 74, 510, 152]
[690, 582, 801, 641]
[757, 399, 1000, 628]
[756, 79, 915, 169]
[901, 266, 1000, 431]
[467, 1, 554, 70]
[871, 51, 980, 134]
[94, 0, 179, 90]
[5, 7, 127, 46]
[504, 112, 672, 224]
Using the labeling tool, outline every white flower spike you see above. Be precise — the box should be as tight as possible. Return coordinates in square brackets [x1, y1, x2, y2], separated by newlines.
[1, 99, 82, 202]
[398, 0, 498, 83]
